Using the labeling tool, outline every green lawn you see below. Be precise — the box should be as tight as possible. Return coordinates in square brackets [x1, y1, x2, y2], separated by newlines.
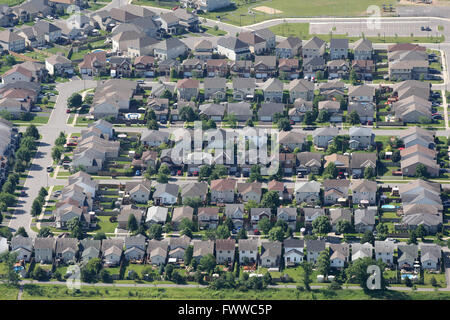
[0, 0, 26, 6]
[96, 216, 117, 234]
[0, 284, 19, 300]
[133, 0, 398, 26]
[202, 25, 227, 36]
[12, 116, 49, 125]
[269, 23, 445, 43]
[17, 284, 450, 300]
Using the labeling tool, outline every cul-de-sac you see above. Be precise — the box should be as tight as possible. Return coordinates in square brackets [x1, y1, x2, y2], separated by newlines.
[1, 0, 450, 301]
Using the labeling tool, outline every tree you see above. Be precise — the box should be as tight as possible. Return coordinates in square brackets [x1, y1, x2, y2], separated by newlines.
[68, 93, 82, 108]
[55, 132, 66, 146]
[184, 245, 193, 265]
[100, 269, 113, 283]
[127, 214, 138, 232]
[16, 227, 28, 238]
[268, 226, 284, 242]
[391, 149, 401, 163]
[24, 125, 39, 140]
[360, 230, 375, 245]
[347, 110, 360, 125]
[94, 232, 106, 240]
[148, 224, 163, 240]
[2, 181, 14, 194]
[415, 163, 429, 179]
[199, 254, 216, 274]
[81, 257, 102, 283]
[179, 106, 197, 122]
[5, 55, 16, 66]
[407, 230, 418, 245]
[156, 164, 170, 183]
[364, 166, 375, 180]
[376, 223, 388, 238]
[261, 191, 281, 210]
[430, 276, 438, 288]
[258, 217, 272, 235]
[183, 197, 202, 209]
[237, 227, 247, 240]
[336, 220, 353, 234]
[248, 164, 262, 182]
[317, 109, 330, 123]
[38, 187, 48, 199]
[303, 111, 315, 125]
[414, 225, 427, 240]
[67, 217, 83, 239]
[32, 266, 49, 281]
[31, 199, 42, 217]
[345, 257, 386, 291]
[323, 162, 338, 179]
[51, 146, 64, 163]
[316, 249, 330, 276]
[0, 251, 19, 286]
[349, 69, 358, 85]
[300, 261, 313, 291]
[277, 118, 292, 131]
[37, 227, 53, 238]
[216, 225, 230, 239]
[312, 215, 331, 235]
[0, 193, 16, 207]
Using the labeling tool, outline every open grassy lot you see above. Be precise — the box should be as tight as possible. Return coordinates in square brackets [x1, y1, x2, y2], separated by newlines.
[0, 0, 26, 6]
[133, 0, 397, 26]
[16, 284, 450, 300]
[269, 23, 445, 43]
[95, 215, 117, 234]
[0, 284, 19, 300]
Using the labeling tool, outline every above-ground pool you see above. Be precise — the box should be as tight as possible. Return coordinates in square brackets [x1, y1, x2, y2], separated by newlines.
[401, 274, 416, 280]
[381, 204, 397, 211]
[125, 113, 141, 120]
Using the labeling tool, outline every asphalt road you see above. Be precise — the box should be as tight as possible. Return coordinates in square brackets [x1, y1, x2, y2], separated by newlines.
[8, 79, 97, 237]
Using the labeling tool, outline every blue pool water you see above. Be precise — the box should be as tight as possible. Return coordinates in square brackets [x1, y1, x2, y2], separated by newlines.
[381, 204, 396, 209]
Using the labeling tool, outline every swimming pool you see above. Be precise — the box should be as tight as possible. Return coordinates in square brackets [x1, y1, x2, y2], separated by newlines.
[381, 204, 397, 211]
[125, 113, 141, 120]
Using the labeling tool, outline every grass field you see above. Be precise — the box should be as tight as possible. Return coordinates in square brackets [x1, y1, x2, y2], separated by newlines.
[0, 0, 26, 6]
[0, 285, 19, 300]
[269, 23, 445, 43]
[132, 0, 398, 26]
[15, 284, 450, 300]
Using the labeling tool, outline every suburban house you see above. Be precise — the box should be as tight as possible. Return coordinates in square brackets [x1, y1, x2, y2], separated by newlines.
[354, 207, 377, 233]
[210, 179, 236, 203]
[198, 207, 220, 229]
[313, 127, 339, 148]
[145, 206, 169, 226]
[276, 36, 302, 58]
[238, 31, 267, 54]
[351, 179, 377, 205]
[348, 102, 375, 123]
[353, 38, 373, 60]
[296, 152, 322, 174]
[177, 78, 199, 101]
[259, 102, 284, 122]
[350, 152, 377, 178]
[102, 239, 124, 267]
[324, 153, 350, 174]
[351, 243, 373, 261]
[318, 100, 342, 122]
[328, 243, 350, 268]
[34, 238, 55, 264]
[215, 238, 235, 265]
[330, 38, 348, 60]
[232, 77, 256, 101]
[140, 130, 170, 147]
[117, 205, 144, 230]
[224, 204, 245, 229]
[419, 243, 441, 270]
[11, 236, 33, 262]
[171, 206, 194, 230]
[45, 54, 73, 76]
[78, 51, 107, 76]
[238, 239, 258, 265]
[237, 182, 262, 203]
[204, 77, 226, 101]
[250, 207, 272, 229]
[349, 126, 374, 149]
[124, 234, 147, 262]
[260, 241, 282, 268]
[192, 240, 215, 262]
[289, 98, 313, 122]
[348, 84, 375, 103]
[278, 130, 306, 151]
[227, 101, 252, 122]
[253, 55, 276, 79]
[323, 179, 350, 205]
[284, 238, 304, 266]
[277, 207, 298, 230]
[302, 36, 325, 59]
[153, 183, 179, 205]
[147, 239, 168, 266]
[327, 59, 349, 79]
[55, 238, 78, 264]
[374, 240, 396, 265]
[124, 180, 151, 204]
[294, 181, 321, 204]
[329, 208, 352, 232]
[289, 78, 314, 102]
[305, 239, 326, 264]
[397, 244, 419, 270]
[261, 78, 283, 103]
[153, 37, 188, 60]
[217, 36, 250, 61]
